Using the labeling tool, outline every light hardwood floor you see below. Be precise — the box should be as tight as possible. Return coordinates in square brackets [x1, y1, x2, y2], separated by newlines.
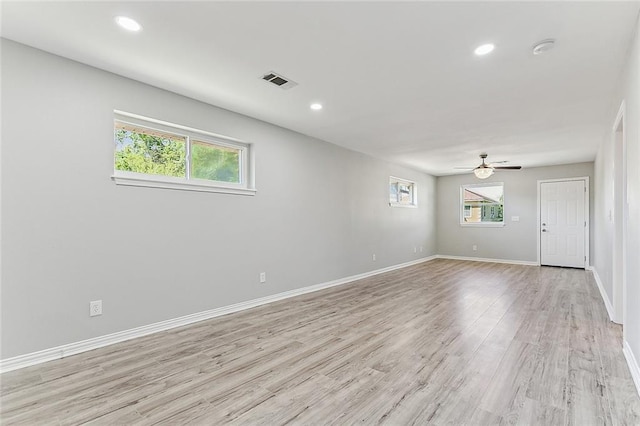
[1, 259, 639, 425]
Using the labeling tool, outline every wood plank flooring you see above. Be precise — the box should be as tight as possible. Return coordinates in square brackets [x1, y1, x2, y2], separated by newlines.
[2, 259, 639, 425]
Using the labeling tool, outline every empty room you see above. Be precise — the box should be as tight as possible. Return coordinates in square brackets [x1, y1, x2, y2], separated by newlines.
[1, 1, 640, 424]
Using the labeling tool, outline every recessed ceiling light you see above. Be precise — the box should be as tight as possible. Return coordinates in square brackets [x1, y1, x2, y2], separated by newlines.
[310, 103, 323, 111]
[474, 43, 495, 56]
[115, 16, 142, 32]
[532, 39, 556, 55]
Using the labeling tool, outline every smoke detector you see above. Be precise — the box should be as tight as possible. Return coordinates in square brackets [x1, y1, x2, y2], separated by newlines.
[261, 71, 298, 90]
[532, 39, 556, 55]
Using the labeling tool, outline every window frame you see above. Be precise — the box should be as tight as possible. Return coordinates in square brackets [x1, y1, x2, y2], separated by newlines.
[112, 111, 255, 196]
[389, 176, 417, 208]
[460, 182, 505, 227]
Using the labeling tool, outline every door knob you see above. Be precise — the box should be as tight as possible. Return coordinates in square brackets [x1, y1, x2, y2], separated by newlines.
[542, 229, 547, 232]
[542, 223, 546, 226]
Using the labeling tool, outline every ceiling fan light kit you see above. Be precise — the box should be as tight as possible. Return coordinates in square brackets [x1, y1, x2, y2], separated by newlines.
[462, 153, 522, 179]
[474, 167, 494, 179]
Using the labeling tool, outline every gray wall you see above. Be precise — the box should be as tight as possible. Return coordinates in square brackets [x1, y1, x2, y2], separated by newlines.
[593, 12, 640, 366]
[0, 40, 437, 359]
[436, 163, 594, 263]
[594, 122, 615, 306]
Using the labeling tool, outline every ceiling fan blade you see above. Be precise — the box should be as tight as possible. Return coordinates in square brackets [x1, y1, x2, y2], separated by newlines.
[455, 155, 519, 171]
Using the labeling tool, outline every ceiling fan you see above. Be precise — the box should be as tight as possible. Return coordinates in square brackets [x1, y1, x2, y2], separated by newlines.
[456, 153, 522, 179]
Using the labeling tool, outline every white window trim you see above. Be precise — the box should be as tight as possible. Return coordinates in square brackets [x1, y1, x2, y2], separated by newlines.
[460, 222, 505, 228]
[460, 182, 505, 227]
[112, 111, 255, 196]
[112, 171, 257, 195]
[389, 176, 418, 208]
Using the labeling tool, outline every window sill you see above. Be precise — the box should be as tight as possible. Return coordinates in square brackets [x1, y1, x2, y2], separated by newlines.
[459, 222, 505, 227]
[112, 173, 256, 196]
[389, 203, 418, 208]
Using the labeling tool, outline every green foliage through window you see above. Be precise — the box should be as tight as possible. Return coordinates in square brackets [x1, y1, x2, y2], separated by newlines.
[114, 121, 243, 185]
[191, 141, 240, 183]
[115, 127, 186, 177]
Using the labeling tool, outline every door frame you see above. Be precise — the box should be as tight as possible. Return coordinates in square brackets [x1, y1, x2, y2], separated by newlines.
[612, 100, 627, 326]
[536, 177, 590, 267]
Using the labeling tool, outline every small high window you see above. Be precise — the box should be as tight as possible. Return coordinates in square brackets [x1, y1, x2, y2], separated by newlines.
[389, 177, 417, 208]
[112, 112, 254, 195]
[461, 182, 504, 225]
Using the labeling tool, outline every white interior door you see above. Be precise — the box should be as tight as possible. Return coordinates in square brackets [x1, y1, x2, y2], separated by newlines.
[540, 180, 586, 268]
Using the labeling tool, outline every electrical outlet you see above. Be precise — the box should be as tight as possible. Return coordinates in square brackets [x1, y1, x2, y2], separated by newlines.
[420, 246, 423, 253]
[472, 245, 478, 251]
[414, 247, 417, 253]
[259, 272, 266, 283]
[372, 254, 376, 262]
[89, 300, 102, 317]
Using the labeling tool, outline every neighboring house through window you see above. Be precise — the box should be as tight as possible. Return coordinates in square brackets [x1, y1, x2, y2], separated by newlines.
[389, 177, 417, 207]
[461, 182, 504, 225]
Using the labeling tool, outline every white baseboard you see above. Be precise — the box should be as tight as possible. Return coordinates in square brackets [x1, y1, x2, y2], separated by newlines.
[0, 255, 437, 373]
[435, 254, 538, 266]
[623, 340, 640, 397]
[589, 267, 615, 322]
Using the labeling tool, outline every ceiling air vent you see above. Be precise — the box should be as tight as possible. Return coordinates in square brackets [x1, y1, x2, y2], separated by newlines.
[261, 71, 298, 90]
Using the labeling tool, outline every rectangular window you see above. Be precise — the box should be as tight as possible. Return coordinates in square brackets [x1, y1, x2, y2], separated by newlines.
[461, 182, 504, 226]
[112, 111, 254, 195]
[389, 177, 417, 208]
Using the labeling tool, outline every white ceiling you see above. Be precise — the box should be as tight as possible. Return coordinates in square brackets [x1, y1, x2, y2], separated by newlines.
[2, 1, 639, 175]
